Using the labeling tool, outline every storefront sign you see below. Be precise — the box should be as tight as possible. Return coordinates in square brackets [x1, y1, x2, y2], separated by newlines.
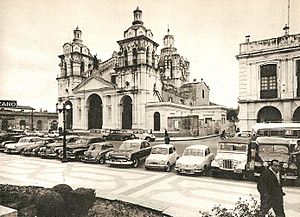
[0, 100, 17, 108]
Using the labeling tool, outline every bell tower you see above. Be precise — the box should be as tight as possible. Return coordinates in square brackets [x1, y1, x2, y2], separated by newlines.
[57, 27, 93, 99]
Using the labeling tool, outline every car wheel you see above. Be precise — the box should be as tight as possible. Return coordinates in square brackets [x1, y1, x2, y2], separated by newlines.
[166, 162, 171, 172]
[202, 165, 208, 176]
[132, 158, 139, 168]
[145, 137, 151, 142]
[98, 157, 105, 164]
[212, 170, 219, 178]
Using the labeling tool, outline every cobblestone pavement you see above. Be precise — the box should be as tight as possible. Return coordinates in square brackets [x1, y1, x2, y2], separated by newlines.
[1, 153, 300, 217]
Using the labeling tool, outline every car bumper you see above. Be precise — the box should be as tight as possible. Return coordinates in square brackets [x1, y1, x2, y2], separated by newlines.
[4, 149, 19, 154]
[145, 163, 168, 170]
[107, 159, 132, 166]
[175, 166, 204, 174]
[211, 167, 243, 174]
[81, 156, 98, 163]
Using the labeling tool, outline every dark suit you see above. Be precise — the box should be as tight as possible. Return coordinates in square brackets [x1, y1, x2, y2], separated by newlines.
[257, 168, 286, 217]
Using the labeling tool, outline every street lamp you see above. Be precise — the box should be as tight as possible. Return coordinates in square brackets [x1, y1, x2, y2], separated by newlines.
[56, 102, 71, 163]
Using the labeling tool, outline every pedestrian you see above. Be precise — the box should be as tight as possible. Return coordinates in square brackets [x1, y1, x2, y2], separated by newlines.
[257, 159, 286, 217]
[164, 129, 170, 144]
[292, 140, 300, 186]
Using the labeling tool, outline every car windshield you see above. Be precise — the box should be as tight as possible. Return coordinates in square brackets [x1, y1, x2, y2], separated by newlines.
[18, 138, 34, 143]
[151, 147, 168, 155]
[119, 142, 140, 151]
[259, 145, 289, 154]
[218, 143, 247, 152]
[89, 144, 101, 150]
[74, 138, 89, 144]
[183, 149, 204, 157]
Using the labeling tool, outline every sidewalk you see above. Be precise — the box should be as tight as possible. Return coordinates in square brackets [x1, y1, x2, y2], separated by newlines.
[155, 134, 218, 142]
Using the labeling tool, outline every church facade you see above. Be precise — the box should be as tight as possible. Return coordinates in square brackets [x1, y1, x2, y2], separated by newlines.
[57, 8, 228, 134]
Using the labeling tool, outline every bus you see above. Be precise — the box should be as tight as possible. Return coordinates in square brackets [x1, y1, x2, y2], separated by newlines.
[251, 123, 300, 139]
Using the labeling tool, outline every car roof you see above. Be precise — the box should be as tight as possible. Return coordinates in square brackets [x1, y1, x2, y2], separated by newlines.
[185, 144, 209, 150]
[256, 136, 295, 145]
[153, 144, 174, 149]
[122, 139, 147, 143]
[220, 137, 251, 144]
[91, 142, 112, 146]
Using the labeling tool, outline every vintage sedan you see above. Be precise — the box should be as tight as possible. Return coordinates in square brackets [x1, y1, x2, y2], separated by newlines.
[21, 138, 56, 156]
[105, 129, 135, 141]
[145, 144, 178, 172]
[107, 139, 151, 167]
[4, 136, 42, 154]
[38, 135, 79, 158]
[0, 135, 26, 152]
[132, 129, 156, 142]
[81, 142, 114, 164]
[175, 145, 214, 175]
[57, 136, 105, 160]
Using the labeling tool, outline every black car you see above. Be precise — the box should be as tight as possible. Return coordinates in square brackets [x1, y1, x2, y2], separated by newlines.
[107, 139, 152, 167]
[21, 138, 56, 156]
[57, 136, 106, 160]
[105, 129, 135, 141]
[81, 142, 114, 164]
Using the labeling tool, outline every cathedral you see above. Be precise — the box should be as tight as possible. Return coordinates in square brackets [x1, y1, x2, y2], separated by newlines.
[57, 7, 228, 134]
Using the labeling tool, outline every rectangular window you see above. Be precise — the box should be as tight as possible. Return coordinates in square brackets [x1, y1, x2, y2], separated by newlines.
[202, 90, 205, 98]
[111, 76, 116, 84]
[260, 64, 277, 99]
[296, 60, 300, 97]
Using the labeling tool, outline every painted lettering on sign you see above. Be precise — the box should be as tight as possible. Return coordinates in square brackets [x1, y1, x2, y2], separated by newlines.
[0, 100, 17, 108]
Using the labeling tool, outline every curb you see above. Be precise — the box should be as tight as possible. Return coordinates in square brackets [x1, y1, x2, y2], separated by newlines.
[155, 134, 218, 142]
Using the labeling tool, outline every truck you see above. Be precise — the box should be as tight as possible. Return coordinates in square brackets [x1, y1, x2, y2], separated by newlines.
[211, 136, 298, 184]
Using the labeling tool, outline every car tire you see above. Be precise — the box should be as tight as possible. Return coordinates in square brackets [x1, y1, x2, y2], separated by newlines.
[98, 156, 105, 164]
[132, 158, 139, 168]
[145, 137, 151, 142]
[166, 162, 171, 172]
[212, 170, 219, 178]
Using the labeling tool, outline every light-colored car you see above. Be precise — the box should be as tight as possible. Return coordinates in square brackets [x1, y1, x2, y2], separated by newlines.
[81, 142, 114, 164]
[132, 129, 156, 142]
[145, 144, 178, 172]
[175, 145, 214, 175]
[48, 130, 59, 138]
[4, 136, 42, 154]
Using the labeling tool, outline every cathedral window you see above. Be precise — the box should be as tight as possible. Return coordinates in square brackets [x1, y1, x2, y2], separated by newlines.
[124, 50, 128, 66]
[133, 48, 137, 65]
[146, 47, 149, 65]
[111, 75, 116, 84]
[80, 62, 85, 74]
[152, 51, 155, 67]
[296, 59, 300, 97]
[260, 64, 277, 99]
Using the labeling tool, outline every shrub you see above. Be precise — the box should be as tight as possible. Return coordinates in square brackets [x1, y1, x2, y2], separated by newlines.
[199, 195, 275, 217]
[36, 190, 66, 217]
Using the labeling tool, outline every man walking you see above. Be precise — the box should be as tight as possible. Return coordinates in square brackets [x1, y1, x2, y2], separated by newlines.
[257, 159, 286, 217]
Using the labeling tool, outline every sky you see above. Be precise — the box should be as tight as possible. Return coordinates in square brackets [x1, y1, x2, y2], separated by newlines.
[1, 0, 299, 112]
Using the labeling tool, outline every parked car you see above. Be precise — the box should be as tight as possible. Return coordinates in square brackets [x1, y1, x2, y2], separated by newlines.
[21, 138, 56, 156]
[107, 139, 151, 167]
[81, 142, 114, 164]
[89, 129, 111, 139]
[145, 144, 178, 172]
[38, 135, 79, 158]
[211, 137, 252, 179]
[0, 135, 26, 152]
[4, 136, 42, 154]
[57, 136, 106, 160]
[132, 129, 156, 142]
[105, 129, 135, 141]
[233, 131, 252, 138]
[175, 145, 214, 175]
[48, 130, 60, 138]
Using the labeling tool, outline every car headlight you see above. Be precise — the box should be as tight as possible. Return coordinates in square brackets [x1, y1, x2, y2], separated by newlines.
[263, 161, 269, 167]
[176, 162, 181, 167]
[218, 159, 223, 166]
[159, 160, 166, 165]
[32, 149, 36, 152]
[283, 163, 288, 169]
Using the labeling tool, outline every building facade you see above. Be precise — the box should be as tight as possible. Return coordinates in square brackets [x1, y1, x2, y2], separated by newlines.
[57, 8, 228, 134]
[0, 106, 58, 132]
[236, 28, 300, 131]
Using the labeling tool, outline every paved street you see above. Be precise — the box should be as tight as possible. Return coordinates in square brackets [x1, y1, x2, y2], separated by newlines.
[1, 152, 300, 217]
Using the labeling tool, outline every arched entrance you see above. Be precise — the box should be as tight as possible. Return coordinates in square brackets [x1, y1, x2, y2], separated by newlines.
[121, 96, 132, 129]
[65, 101, 73, 130]
[1, 119, 9, 131]
[293, 107, 300, 122]
[87, 94, 103, 129]
[20, 120, 26, 129]
[37, 120, 42, 131]
[257, 106, 282, 123]
[154, 112, 160, 131]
